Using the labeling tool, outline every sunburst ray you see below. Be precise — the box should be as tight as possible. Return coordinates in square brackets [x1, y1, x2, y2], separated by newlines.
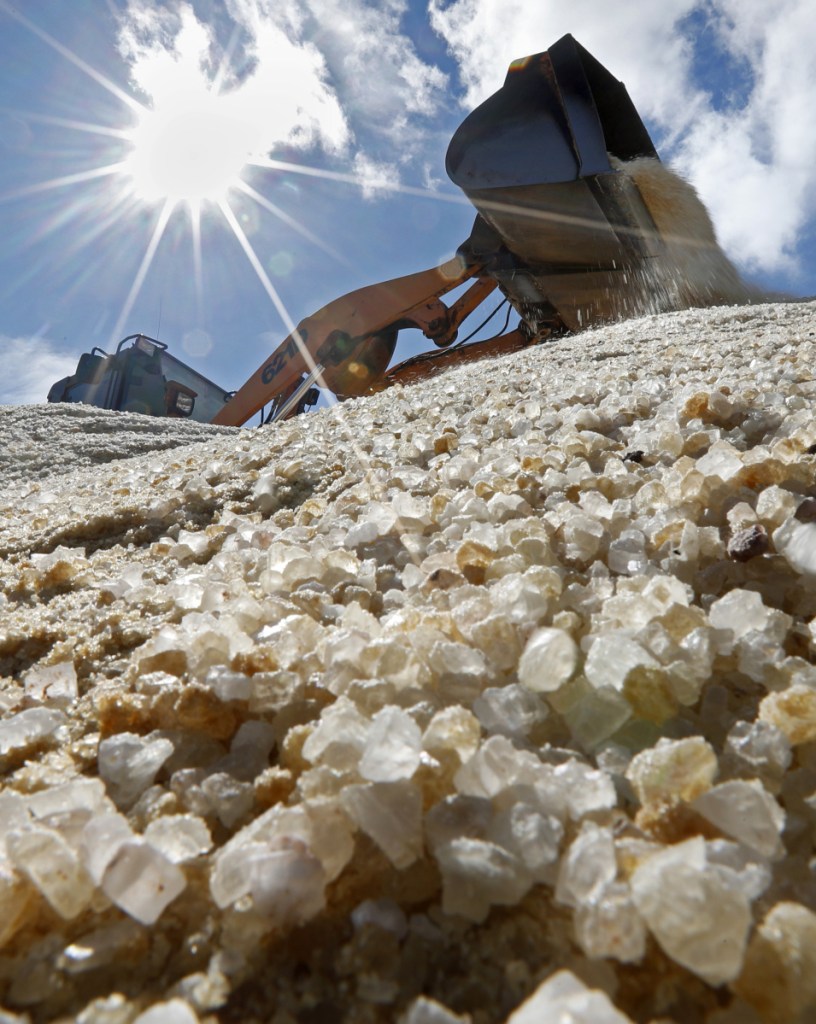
[235, 180, 351, 267]
[108, 199, 175, 345]
[0, 1, 144, 114]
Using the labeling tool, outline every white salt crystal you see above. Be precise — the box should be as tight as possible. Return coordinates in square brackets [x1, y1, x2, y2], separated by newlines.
[774, 516, 816, 576]
[473, 685, 548, 738]
[422, 706, 481, 764]
[200, 773, 254, 828]
[454, 736, 546, 800]
[6, 825, 94, 919]
[725, 720, 792, 779]
[0, 707, 66, 758]
[435, 837, 530, 922]
[391, 493, 430, 529]
[144, 814, 212, 863]
[210, 841, 268, 908]
[555, 822, 617, 908]
[488, 572, 551, 626]
[358, 706, 422, 782]
[26, 777, 109, 820]
[98, 732, 174, 807]
[705, 840, 772, 901]
[584, 634, 658, 692]
[133, 999, 199, 1024]
[517, 628, 577, 693]
[81, 812, 135, 884]
[756, 485, 797, 528]
[24, 779, 111, 855]
[344, 519, 381, 547]
[697, 441, 744, 481]
[211, 799, 354, 909]
[607, 530, 648, 575]
[562, 512, 605, 562]
[341, 781, 423, 868]
[709, 588, 789, 641]
[249, 840, 326, 924]
[574, 882, 647, 963]
[554, 760, 617, 820]
[205, 666, 252, 703]
[630, 836, 752, 985]
[251, 472, 278, 513]
[293, 800, 357, 883]
[102, 840, 186, 925]
[505, 968, 634, 1023]
[487, 801, 562, 879]
[0, 792, 30, 846]
[560, 681, 633, 750]
[737, 630, 787, 682]
[301, 697, 369, 770]
[22, 661, 78, 707]
[428, 640, 487, 687]
[692, 780, 785, 859]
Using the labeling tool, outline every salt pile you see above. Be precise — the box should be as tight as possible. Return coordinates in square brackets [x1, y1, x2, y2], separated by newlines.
[2, 298, 816, 1023]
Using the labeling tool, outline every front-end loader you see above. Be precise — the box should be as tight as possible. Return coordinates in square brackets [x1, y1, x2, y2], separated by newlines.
[49, 35, 748, 428]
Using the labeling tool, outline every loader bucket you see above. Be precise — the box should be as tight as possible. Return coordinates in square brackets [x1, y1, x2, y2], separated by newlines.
[447, 34, 665, 330]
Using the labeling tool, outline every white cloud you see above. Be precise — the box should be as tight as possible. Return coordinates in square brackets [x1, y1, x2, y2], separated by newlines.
[352, 153, 401, 200]
[428, 0, 816, 278]
[117, 1, 449, 200]
[118, 1, 349, 161]
[0, 337, 79, 406]
[227, 0, 447, 126]
[673, 0, 816, 274]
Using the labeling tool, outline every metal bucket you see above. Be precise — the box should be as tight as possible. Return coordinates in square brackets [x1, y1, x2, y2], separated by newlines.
[447, 35, 666, 330]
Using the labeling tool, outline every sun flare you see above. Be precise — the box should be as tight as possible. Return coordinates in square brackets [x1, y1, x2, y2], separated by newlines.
[124, 90, 252, 206]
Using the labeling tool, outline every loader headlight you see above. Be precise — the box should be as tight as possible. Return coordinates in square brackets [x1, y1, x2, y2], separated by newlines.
[173, 393, 195, 416]
[165, 380, 197, 417]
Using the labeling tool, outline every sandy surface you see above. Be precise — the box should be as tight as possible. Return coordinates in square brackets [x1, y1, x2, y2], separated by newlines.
[2, 300, 816, 1023]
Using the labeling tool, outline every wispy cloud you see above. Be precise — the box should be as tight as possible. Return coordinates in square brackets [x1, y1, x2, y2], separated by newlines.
[352, 153, 401, 200]
[0, 336, 79, 405]
[428, 0, 816, 279]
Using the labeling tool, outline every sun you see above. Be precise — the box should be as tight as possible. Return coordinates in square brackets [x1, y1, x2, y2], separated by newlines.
[124, 89, 252, 206]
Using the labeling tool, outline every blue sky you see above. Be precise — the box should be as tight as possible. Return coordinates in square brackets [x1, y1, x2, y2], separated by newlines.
[1, 0, 814, 409]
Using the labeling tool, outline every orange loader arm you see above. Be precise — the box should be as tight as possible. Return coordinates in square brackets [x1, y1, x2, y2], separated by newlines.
[210, 255, 494, 427]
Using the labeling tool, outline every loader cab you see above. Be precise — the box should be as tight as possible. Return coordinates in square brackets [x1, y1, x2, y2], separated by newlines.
[48, 334, 231, 423]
